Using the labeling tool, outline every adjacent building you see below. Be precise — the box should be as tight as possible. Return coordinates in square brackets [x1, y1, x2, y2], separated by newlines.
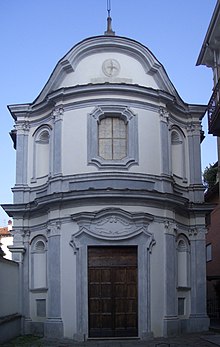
[0, 220, 13, 260]
[2, 15, 210, 340]
[197, 0, 220, 140]
[197, 0, 220, 322]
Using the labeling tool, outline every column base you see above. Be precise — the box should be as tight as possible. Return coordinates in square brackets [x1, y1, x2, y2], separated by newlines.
[140, 331, 154, 340]
[44, 318, 63, 338]
[23, 318, 32, 335]
[163, 316, 179, 336]
[187, 314, 210, 333]
[73, 333, 85, 341]
[30, 322, 44, 336]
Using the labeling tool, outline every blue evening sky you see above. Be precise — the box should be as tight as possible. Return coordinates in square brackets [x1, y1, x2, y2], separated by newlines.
[0, 0, 217, 225]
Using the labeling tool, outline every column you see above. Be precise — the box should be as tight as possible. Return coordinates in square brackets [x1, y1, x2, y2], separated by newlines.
[44, 220, 63, 338]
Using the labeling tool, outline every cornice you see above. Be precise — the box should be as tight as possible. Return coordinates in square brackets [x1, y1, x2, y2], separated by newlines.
[9, 83, 205, 123]
[11, 171, 176, 196]
[7, 104, 31, 121]
[2, 187, 206, 219]
[32, 83, 175, 113]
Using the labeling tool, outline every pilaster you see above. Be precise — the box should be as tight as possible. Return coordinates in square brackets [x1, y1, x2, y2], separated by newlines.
[163, 221, 179, 336]
[22, 230, 32, 334]
[187, 123, 204, 202]
[187, 123, 202, 184]
[8, 228, 26, 332]
[188, 227, 209, 331]
[15, 121, 30, 186]
[52, 107, 63, 176]
[44, 220, 63, 338]
[159, 108, 170, 176]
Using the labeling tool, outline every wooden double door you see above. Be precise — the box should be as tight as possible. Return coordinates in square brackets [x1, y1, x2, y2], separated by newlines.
[88, 246, 138, 338]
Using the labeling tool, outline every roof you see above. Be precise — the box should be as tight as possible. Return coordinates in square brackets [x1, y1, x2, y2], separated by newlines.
[8, 34, 186, 114]
[0, 227, 11, 237]
[197, 0, 220, 67]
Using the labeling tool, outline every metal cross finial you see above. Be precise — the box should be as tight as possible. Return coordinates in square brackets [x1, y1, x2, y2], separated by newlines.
[107, 0, 111, 17]
[104, 0, 115, 36]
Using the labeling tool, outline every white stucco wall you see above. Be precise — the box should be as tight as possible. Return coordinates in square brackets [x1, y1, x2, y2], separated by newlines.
[62, 108, 89, 175]
[60, 52, 159, 90]
[61, 106, 161, 176]
[132, 108, 161, 174]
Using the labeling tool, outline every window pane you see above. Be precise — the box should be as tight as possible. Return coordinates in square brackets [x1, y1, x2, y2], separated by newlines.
[99, 118, 112, 138]
[113, 118, 126, 138]
[99, 139, 112, 159]
[113, 139, 127, 159]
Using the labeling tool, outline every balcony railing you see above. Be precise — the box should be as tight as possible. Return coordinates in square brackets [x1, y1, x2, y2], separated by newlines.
[207, 79, 220, 136]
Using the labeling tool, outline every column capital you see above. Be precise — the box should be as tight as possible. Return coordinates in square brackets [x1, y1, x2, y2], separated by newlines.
[186, 122, 202, 135]
[8, 228, 26, 263]
[159, 107, 170, 123]
[189, 226, 206, 240]
[15, 121, 30, 134]
[47, 220, 61, 237]
[164, 220, 178, 235]
[52, 106, 64, 122]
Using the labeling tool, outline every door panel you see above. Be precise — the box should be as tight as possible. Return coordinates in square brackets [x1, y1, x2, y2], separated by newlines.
[88, 246, 138, 338]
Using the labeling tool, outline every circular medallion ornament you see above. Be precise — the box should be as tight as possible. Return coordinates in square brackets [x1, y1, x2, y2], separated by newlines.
[102, 59, 120, 77]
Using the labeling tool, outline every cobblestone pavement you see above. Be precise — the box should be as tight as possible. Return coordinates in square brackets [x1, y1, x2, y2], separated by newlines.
[2, 333, 220, 347]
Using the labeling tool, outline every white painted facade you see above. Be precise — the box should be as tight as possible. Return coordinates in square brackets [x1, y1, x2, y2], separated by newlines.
[3, 34, 209, 340]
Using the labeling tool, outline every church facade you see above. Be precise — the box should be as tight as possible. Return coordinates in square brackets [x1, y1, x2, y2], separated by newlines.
[3, 31, 209, 340]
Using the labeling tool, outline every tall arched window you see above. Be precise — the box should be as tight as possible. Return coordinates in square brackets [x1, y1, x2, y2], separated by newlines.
[177, 235, 190, 288]
[32, 126, 51, 180]
[171, 128, 186, 180]
[31, 236, 47, 289]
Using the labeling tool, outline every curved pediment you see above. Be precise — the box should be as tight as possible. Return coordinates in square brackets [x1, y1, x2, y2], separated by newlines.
[34, 35, 179, 105]
[70, 207, 154, 242]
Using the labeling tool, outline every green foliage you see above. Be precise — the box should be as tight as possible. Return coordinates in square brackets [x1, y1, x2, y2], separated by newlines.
[1, 335, 42, 347]
[203, 163, 218, 189]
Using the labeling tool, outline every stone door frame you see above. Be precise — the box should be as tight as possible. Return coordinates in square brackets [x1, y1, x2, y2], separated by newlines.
[70, 208, 155, 341]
